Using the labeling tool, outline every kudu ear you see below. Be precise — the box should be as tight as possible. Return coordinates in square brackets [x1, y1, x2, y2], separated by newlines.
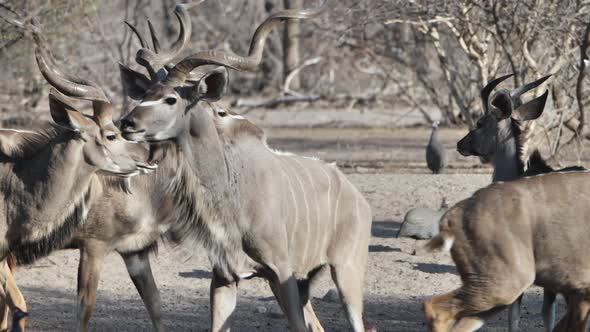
[489, 91, 513, 119]
[49, 89, 91, 132]
[186, 67, 229, 102]
[119, 63, 151, 100]
[512, 90, 549, 121]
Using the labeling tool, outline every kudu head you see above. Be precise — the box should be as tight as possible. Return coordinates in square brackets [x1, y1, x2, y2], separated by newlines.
[119, 1, 328, 143]
[35, 40, 156, 176]
[456, 74, 550, 163]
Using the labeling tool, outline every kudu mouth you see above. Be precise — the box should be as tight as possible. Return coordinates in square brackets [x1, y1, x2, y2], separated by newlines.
[456, 137, 474, 157]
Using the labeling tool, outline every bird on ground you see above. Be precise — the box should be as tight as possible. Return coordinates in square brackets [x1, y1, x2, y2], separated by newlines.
[426, 121, 447, 174]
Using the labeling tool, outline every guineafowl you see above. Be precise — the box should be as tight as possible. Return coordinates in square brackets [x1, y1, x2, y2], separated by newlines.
[426, 121, 447, 174]
[398, 197, 448, 239]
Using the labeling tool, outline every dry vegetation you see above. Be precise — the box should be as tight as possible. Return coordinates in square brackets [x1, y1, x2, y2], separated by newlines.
[0, 0, 589, 160]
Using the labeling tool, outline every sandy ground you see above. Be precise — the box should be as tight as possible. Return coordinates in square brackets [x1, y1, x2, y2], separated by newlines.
[16, 127, 569, 331]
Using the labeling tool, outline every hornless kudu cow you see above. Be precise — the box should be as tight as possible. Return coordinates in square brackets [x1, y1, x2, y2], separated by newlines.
[422, 169, 590, 332]
[119, 1, 373, 331]
[0, 62, 153, 330]
[456, 74, 585, 332]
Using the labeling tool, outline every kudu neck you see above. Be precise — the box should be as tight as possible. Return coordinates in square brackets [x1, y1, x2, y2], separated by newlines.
[491, 126, 523, 182]
[17, 138, 94, 209]
[177, 117, 232, 192]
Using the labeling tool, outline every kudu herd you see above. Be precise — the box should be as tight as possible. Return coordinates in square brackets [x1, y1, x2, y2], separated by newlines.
[3, 0, 590, 331]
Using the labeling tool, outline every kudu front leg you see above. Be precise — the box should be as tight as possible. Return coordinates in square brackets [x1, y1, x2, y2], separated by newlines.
[297, 279, 324, 332]
[272, 268, 308, 332]
[269, 279, 324, 331]
[121, 248, 164, 332]
[210, 270, 238, 332]
[541, 290, 556, 332]
[508, 294, 523, 332]
[77, 242, 107, 332]
[0, 259, 27, 332]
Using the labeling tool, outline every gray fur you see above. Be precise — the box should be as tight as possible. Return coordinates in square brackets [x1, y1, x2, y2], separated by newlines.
[120, 74, 373, 331]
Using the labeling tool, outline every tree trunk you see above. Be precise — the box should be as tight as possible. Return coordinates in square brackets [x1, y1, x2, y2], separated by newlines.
[282, 0, 302, 90]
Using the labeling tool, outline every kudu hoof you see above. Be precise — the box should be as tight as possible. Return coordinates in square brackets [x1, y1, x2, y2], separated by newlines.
[10, 309, 28, 332]
[365, 325, 378, 332]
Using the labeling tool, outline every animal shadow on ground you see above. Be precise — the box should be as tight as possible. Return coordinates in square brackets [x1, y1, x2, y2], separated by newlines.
[369, 244, 401, 253]
[178, 269, 212, 279]
[371, 219, 402, 238]
[413, 263, 456, 274]
[22, 285, 562, 331]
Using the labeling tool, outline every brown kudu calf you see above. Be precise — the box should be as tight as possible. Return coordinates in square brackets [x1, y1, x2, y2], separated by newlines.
[456, 74, 585, 332]
[120, 1, 373, 330]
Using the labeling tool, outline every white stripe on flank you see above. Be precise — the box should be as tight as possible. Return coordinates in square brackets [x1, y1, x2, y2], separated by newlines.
[292, 157, 318, 264]
[318, 166, 332, 262]
[138, 100, 164, 107]
[346, 193, 360, 265]
[333, 174, 343, 233]
[283, 157, 309, 262]
[276, 156, 298, 251]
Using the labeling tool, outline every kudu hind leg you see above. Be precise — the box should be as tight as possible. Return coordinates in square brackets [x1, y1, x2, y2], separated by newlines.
[541, 290, 557, 332]
[210, 270, 238, 332]
[330, 265, 364, 332]
[553, 295, 590, 332]
[77, 243, 107, 332]
[297, 278, 324, 332]
[121, 249, 163, 332]
[424, 285, 521, 332]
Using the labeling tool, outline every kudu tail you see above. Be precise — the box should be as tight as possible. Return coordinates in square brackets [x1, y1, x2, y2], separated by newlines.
[423, 233, 454, 253]
[415, 213, 455, 255]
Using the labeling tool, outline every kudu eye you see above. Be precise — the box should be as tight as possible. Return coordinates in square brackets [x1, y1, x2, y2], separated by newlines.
[218, 110, 227, 117]
[106, 134, 117, 141]
[165, 97, 177, 105]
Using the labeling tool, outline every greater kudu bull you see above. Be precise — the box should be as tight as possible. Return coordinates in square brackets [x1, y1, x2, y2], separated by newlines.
[119, 1, 373, 331]
[456, 74, 585, 332]
[0, 59, 152, 330]
[422, 169, 590, 332]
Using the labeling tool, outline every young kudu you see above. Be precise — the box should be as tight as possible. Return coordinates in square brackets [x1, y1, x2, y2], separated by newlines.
[455, 74, 584, 331]
[119, 1, 373, 331]
[0, 61, 152, 330]
[422, 169, 590, 332]
[31, 19, 184, 331]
